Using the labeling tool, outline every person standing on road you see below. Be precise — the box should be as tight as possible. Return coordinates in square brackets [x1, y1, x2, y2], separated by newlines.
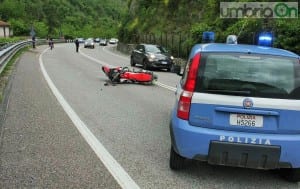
[49, 38, 54, 50]
[75, 39, 79, 53]
[32, 36, 36, 48]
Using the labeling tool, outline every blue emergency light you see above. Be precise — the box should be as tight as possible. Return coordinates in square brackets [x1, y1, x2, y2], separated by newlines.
[258, 32, 273, 47]
[202, 31, 215, 43]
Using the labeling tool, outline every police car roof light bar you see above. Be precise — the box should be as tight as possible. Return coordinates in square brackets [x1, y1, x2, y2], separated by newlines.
[202, 31, 215, 43]
[258, 32, 273, 47]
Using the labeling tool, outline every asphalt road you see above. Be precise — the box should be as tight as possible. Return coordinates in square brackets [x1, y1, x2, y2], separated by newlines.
[0, 46, 121, 189]
[0, 43, 299, 189]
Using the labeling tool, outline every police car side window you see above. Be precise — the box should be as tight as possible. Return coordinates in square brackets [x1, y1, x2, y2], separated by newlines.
[290, 62, 300, 98]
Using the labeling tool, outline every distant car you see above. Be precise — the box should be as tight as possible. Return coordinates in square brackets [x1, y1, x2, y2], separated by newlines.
[109, 38, 118, 44]
[84, 38, 95, 48]
[99, 39, 108, 46]
[130, 43, 174, 71]
[77, 38, 85, 43]
[94, 38, 100, 43]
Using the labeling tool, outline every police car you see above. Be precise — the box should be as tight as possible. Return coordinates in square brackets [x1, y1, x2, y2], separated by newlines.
[169, 32, 300, 181]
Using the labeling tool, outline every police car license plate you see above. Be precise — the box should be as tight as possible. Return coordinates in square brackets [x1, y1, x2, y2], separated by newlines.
[230, 114, 263, 127]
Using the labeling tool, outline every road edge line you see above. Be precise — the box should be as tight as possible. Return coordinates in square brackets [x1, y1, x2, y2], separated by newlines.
[39, 48, 140, 189]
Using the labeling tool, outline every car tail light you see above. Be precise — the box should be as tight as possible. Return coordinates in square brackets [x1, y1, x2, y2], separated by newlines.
[177, 53, 201, 120]
[177, 91, 193, 120]
[183, 53, 201, 92]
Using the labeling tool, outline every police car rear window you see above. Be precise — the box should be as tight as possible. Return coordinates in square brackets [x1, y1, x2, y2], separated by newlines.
[196, 53, 300, 100]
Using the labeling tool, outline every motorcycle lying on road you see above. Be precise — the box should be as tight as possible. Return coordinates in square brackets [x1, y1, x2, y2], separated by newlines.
[102, 65, 157, 85]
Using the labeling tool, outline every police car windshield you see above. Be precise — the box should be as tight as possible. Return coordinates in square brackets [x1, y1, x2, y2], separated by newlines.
[197, 53, 300, 100]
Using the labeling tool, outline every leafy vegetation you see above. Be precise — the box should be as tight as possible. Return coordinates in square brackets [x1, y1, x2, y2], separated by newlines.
[120, 0, 300, 55]
[0, 0, 299, 56]
[0, 0, 127, 39]
[0, 36, 26, 44]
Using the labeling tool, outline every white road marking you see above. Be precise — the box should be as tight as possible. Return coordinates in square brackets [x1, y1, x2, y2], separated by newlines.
[102, 46, 130, 60]
[155, 81, 176, 92]
[39, 48, 140, 189]
[79, 47, 110, 67]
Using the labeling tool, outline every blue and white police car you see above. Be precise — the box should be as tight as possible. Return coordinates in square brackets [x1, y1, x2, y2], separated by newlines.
[169, 33, 300, 181]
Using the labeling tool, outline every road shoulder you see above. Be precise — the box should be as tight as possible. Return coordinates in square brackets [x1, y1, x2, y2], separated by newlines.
[0, 46, 120, 188]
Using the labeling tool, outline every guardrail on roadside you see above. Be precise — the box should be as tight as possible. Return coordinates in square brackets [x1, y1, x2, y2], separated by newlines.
[0, 38, 62, 75]
[0, 42, 12, 51]
[0, 40, 32, 74]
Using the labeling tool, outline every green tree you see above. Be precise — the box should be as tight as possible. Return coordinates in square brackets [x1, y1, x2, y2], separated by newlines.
[9, 18, 28, 36]
[0, 0, 25, 20]
[0, 0, 127, 39]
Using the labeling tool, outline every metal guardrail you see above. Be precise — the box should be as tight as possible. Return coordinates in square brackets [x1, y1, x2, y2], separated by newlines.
[0, 38, 62, 75]
[0, 40, 32, 74]
[0, 42, 11, 51]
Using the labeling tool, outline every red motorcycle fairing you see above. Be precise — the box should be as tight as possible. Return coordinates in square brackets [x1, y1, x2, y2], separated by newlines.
[101, 65, 157, 84]
[121, 71, 153, 82]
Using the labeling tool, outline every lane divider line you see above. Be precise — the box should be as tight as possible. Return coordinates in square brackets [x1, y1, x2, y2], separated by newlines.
[155, 81, 176, 92]
[79, 48, 110, 67]
[39, 48, 140, 189]
[102, 46, 130, 61]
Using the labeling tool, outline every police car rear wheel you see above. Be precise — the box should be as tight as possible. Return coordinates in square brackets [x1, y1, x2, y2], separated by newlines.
[280, 168, 300, 182]
[170, 147, 185, 170]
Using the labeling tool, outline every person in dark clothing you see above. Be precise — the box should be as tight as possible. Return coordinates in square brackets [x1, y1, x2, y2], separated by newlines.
[32, 36, 36, 48]
[75, 39, 80, 52]
[49, 38, 54, 50]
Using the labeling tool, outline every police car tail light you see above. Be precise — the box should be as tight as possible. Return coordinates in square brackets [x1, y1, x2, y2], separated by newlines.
[177, 53, 201, 120]
[177, 91, 193, 120]
[183, 53, 201, 92]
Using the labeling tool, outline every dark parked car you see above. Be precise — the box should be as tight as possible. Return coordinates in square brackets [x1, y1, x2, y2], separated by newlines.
[130, 44, 174, 71]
